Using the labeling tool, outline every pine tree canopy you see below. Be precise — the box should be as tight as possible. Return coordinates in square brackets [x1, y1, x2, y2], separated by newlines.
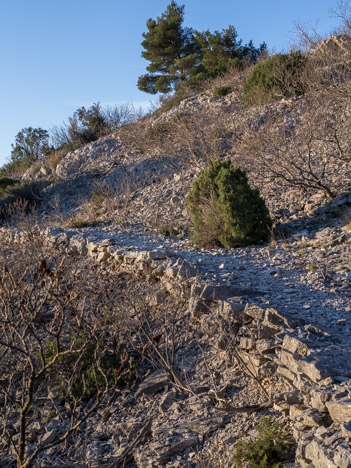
[137, 1, 200, 94]
[138, 2, 266, 94]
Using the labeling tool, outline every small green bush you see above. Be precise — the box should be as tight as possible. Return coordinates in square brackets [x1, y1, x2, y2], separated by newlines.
[188, 160, 271, 248]
[43, 334, 134, 399]
[45, 147, 70, 170]
[66, 215, 98, 229]
[159, 223, 181, 237]
[244, 52, 306, 105]
[234, 417, 289, 468]
[0, 177, 18, 196]
[213, 85, 232, 97]
[30, 165, 41, 175]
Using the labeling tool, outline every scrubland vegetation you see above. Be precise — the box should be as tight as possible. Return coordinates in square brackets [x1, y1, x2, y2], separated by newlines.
[1, 1, 351, 466]
[0, 232, 193, 467]
[3, 1, 351, 206]
[0, 102, 143, 178]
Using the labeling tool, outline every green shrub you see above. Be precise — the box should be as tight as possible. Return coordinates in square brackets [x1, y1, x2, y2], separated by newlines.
[66, 215, 98, 229]
[244, 52, 306, 105]
[43, 334, 134, 399]
[188, 160, 272, 248]
[234, 417, 289, 468]
[213, 85, 232, 97]
[0, 177, 18, 196]
[45, 147, 70, 170]
[0, 157, 33, 178]
[30, 165, 41, 175]
[159, 223, 181, 237]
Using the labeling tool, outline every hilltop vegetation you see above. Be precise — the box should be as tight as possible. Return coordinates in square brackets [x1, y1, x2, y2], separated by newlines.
[0, 102, 142, 178]
[137, 1, 265, 94]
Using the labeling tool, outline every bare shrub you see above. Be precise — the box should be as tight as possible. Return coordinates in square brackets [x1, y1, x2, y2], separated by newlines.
[330, 1, 351, 36]
[121, 279, 194, 396]
[235, 86, 351, 201]
[150, 89, 193, 117]
[0, 238, 136, 467]
[49, 103, 144, 162]
[0, 182, 44, 225]
[102, 102, 144, 131]
[84, 179, 133, 229]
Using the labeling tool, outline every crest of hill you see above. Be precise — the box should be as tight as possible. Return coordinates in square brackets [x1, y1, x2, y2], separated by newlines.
[312, 33, 351, 57]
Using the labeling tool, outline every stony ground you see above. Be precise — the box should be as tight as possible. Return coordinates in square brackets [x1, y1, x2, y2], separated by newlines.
[0, 233, 296, 468]
[2, 190, 351, 466]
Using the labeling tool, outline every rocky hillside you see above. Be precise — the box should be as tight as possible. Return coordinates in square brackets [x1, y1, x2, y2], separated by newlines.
[24, 72, 351, 232]
[2, 36, 351, 468]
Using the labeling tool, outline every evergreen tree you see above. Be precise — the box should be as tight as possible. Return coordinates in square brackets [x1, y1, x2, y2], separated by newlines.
[188, 160, 272, 248]
[137, 1, 200, 94]
[138, 3, 267, 94]
[194, 26, 266, 77]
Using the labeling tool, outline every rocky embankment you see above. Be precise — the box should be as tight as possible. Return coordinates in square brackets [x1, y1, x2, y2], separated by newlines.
[23, 80, 351, 231]
[2, 196, 351, 467]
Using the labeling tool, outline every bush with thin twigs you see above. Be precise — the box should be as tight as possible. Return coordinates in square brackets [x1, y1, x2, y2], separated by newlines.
[0, 180, 43, 223]
[65, 214, 98, 229]
[50, 102, 143, 152]
[213, 85, 232, 97]
[236, 83, 351, 201]
[158, 223, 182, 237]
[43, 334, 133, 399]
[0, 236, 140, 468]
[0, 177, 18, 195]
[75, 180, 133, 229]
[151, 88, 193, 117]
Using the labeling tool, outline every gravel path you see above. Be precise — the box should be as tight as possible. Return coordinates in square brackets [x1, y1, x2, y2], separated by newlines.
[73, 215, 351, 346]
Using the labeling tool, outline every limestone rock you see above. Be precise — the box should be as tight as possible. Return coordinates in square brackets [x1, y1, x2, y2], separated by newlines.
[311, 389, 332, 412]
[41, 429, 59, 445]
[327, 399, 351, 424]
[334, 445, 351, 468]
[135, 370, 169, 397]
[159, 389, 177, 413]
[217, 300, 245, 324]
[188, 297, 210, 318]
[282, 334, 309, 356]
[304, 440, 337, 468]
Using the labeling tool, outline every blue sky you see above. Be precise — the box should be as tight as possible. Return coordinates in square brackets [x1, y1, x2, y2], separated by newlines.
[0, 0, 340, 166]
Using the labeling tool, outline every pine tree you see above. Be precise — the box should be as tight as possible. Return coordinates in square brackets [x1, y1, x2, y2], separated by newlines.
[188, 160, 272, 248]
[138, 2, 266, 94]
[194, 26, 266, 77]
[137, 1, 200, 94]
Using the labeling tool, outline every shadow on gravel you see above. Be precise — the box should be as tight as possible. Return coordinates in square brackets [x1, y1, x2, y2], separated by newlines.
[275, 189, 351, 238]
